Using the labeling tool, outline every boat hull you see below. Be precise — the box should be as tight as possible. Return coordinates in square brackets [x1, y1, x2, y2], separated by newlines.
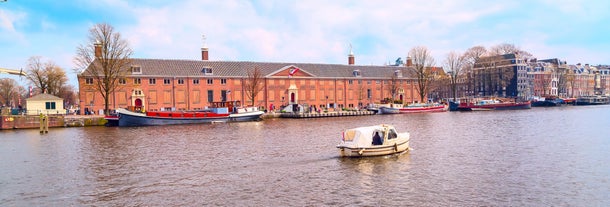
[337, 139, 410, 157]
[118, 111, 230, 127]
[379, 105, 447, 114]
[450, 101, 531, 111]
[575, 96, 610, 105]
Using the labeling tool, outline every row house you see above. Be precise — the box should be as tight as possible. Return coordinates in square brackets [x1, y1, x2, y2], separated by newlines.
[472, 53, 529, 99]
[449, 54, 608, 101]
[78, 45, 423, 113]
[527, 58, 569, 98]
[566, 63, 609, 97]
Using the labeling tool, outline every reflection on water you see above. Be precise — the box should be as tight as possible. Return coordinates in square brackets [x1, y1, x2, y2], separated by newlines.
[1, 105, 609, 206]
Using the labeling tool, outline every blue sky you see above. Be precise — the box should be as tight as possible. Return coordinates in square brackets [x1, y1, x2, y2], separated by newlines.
[1, 0, 609, 87]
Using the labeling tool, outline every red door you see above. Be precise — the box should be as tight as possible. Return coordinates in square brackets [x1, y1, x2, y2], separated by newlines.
[135, 98, 143, 107]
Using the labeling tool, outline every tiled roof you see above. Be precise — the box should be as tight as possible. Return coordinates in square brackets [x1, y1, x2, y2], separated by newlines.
[26, 93, 63, 101]
[85, 58, 418, 79]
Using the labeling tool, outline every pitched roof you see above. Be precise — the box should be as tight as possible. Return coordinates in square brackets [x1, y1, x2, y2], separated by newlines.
[84, 58, 418, 79]
[26, 93, 63, 101]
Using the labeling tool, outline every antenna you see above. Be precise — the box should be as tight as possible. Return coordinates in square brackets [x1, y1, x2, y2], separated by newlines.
[202, 35, 207, 48]
[349, 43, 353, 55]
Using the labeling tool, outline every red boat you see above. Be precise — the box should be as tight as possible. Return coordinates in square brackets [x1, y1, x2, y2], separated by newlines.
[449, 99, 531, 111]
[379, 103, 448, 114]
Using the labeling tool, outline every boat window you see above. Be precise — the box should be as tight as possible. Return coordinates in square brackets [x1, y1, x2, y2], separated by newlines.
[388, 129, 398, 140]
[372, 131, 383, 145]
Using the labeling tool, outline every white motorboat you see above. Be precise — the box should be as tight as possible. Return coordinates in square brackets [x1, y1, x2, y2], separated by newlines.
[337, 124, 410, 157]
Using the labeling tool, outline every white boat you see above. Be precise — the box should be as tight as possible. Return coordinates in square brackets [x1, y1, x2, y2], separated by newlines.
[337, 124, 410, 157]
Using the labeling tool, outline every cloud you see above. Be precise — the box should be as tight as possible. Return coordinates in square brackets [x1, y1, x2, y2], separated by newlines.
[0, 8, 27, 43]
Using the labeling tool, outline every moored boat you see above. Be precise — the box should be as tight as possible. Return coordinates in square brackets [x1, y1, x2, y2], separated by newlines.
[109, 101, 264, 127]
[378, 103, 447, 114]
[337, 124, 410, 157]
[575, 95, 610, 105]
[531, 96, 565, 107]
[449, 98, 531, 111]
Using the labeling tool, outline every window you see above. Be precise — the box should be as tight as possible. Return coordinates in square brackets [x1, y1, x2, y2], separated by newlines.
[376, 80, 381, 84]
[193, 79, 200, 84]
[353, 70, 361, 77]
[367, 89, 372, 99]
[221, 79, 227, 85]
[221, 90, 227, 101]
[45, 102, 56, 109]
[367, 80, 371, 85]
[348, 80, 353, 84]
[178, 79, 184, 85]
[131, 66, 142, 74]
[207, 90, 214, 102]
[388, 129, 398, 140]
[207, 79, 213, 85]
[118, 78, 126, 85]
[85, 78, 93, 85]
[134, 78, 141, 85]
[164, 78, 171, 85]
[202, 67, 213, 75]
[149, 78, 156, 85]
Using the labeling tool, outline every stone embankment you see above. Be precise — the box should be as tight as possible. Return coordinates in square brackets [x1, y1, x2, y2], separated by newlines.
[0, 115, 107, 130]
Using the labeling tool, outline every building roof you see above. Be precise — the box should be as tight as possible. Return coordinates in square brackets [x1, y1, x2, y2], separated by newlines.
[83, 58, 418, 79]
[26, 93, 63, 101]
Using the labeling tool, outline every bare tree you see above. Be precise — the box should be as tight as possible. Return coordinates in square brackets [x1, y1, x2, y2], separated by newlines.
[386, 74, 400, 103]
[444, 51, 465, 101]
[407, 46, 436, 103]
[244, 67, 264, 106]
[74, 23, 133, 115]
[0, 78, 19, 107]
[58, 84, 78, 107]
[24, 56, 68, 96]
[489, 43, 533, 59]
[462, 46, 487, 97]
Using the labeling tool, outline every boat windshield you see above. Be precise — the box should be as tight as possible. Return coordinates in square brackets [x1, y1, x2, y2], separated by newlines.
[387, 129, 398, 140]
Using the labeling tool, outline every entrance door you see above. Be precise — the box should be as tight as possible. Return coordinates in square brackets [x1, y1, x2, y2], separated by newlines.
[290, 93, 295, 103]
[135, 98, 143, 107]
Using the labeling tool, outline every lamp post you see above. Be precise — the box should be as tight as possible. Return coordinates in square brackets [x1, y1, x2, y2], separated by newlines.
[325, 96, 329, 110]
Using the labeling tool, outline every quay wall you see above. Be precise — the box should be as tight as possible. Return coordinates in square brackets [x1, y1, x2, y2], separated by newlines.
[0, 115, 107, 130]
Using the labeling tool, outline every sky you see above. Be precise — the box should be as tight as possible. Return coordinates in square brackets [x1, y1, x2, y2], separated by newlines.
[1, 0, 609, 87]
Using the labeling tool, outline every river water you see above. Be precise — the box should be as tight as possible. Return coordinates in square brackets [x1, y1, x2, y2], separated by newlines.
[1, 106, 609, 206]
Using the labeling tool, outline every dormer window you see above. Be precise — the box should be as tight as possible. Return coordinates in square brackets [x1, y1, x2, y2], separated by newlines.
[202, 67, 213, 75]
[131, 66, 142, 74]
[394, 70, 402, 77]
[352, 69, 361, 77]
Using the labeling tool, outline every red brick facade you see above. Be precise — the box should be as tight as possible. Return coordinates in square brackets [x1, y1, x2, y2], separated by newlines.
[78, 48, 423, 113]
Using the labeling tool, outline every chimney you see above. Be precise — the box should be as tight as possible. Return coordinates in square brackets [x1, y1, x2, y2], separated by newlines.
[94, 40, 102, 58]
[201, 48, 209, 61]
[201, 35, 209, 61]
[348, 44, 355, 65]
[406, 56, 412, 67]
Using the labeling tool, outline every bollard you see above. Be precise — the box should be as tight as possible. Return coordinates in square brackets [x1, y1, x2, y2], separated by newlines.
[39, 113, 49, 134]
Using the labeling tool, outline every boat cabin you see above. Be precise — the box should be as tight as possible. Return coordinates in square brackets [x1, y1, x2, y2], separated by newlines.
[341, 125, 399, 148]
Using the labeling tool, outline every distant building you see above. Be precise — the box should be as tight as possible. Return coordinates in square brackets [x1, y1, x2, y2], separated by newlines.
[78, 43, 425, 113]
[472, 53, 528, 99]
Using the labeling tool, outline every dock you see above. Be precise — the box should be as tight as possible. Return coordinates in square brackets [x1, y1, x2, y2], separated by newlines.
[279, 111, 376, 118]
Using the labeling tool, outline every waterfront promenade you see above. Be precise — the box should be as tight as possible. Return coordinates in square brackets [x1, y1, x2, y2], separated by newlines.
[0, 110, 376, 130]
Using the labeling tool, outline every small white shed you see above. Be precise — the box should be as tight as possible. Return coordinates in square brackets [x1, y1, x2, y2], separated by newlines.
[26, 93, 64, 115]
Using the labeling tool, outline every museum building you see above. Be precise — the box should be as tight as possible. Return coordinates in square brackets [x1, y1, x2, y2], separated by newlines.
[78, 44, 423, 113]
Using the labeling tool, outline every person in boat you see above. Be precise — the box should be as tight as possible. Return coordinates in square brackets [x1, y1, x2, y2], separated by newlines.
[372, 131, 383, 145]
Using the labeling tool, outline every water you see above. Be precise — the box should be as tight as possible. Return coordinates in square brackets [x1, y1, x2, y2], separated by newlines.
[1, 106, 609, 206]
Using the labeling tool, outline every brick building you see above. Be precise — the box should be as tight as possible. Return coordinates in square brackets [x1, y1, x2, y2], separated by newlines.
[78, 45, 423, 113]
